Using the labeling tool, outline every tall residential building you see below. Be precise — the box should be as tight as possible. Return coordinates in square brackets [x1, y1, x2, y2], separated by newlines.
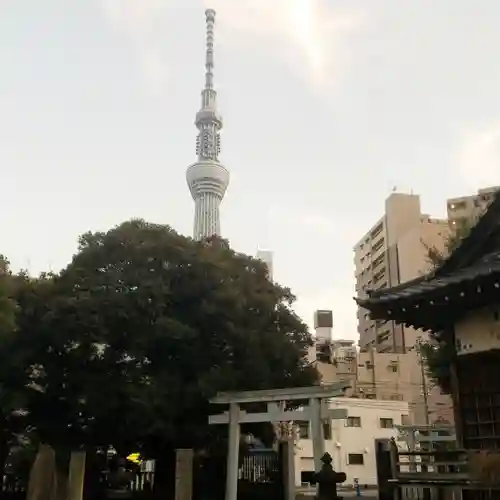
[447, 186, 499, 229]
[186, 9, 229, 240]
[354, 193, 449, 353]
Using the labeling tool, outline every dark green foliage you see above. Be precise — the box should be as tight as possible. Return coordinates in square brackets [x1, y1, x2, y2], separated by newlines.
[0, 256, 27, 480]
[15, 220, 317, 455]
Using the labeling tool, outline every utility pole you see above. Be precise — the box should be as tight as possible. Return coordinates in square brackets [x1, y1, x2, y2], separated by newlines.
[416, 338, 430, 425]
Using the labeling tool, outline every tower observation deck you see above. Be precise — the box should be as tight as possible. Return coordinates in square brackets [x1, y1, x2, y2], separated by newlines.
[186, 9, 229, 240]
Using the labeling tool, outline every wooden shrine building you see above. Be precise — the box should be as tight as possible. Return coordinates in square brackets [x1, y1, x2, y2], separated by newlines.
[356, 190, 500, 495]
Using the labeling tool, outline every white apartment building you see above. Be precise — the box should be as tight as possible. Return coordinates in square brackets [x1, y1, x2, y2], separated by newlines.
[294, 398, 409, 486]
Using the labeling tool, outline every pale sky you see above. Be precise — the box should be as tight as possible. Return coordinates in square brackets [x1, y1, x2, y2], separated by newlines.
[1, 0, 500, 339]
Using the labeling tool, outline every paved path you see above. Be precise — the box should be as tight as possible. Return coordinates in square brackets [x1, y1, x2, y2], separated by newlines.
[297, 490, 378, 499]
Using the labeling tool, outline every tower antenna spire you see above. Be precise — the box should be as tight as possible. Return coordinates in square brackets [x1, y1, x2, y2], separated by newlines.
[186, 9, 230, 241]
[205, 8, 215, 90]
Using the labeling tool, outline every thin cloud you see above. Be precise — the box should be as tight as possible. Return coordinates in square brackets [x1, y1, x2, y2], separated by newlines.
[457, 123, 500, 189]
[268, 205, 363, 243]
[202, 0, 366, 92]
[100, 0, 365, 95]
[99, 0, 169, 95]
[268, 205, 336, 234]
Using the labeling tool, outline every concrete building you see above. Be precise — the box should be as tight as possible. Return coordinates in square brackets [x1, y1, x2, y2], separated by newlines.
[314, 338, 358, 388]
[309, 310, 359, 386]
[313, 342, 452, 425]
[186, 10, 229, 240]
[447, 186, 499, 230]
[355, 348, 453, 425]
[354, 193, 449, 352]
[294, 398, 409, 486]
[256, 250, 273, 280]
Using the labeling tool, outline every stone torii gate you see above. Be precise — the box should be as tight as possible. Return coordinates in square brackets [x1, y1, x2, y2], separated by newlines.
[209, 383, 350, 500]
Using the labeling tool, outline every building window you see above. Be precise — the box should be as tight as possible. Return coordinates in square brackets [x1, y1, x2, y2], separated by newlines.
[346, 417, 361, 428]
[372, 238, 385, 254]
[372, 253, 385, 268]
[348, 453, 364, 465]
[298, 422, 310, 439]
[449, 200, 467, 210]
[380, 418, 394, 429]
[323, 423, 332, 440]
[377, 331, 390, 343]
[370, 222, 384, 240]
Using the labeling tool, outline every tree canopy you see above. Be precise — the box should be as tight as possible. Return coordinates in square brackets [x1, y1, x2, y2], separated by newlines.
[0, 257, 29, 479]
[10, 220, 316, 457]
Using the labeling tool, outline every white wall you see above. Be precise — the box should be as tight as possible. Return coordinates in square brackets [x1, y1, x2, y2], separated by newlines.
[455, 307, 500, 356]
[293, 398, 409, 487]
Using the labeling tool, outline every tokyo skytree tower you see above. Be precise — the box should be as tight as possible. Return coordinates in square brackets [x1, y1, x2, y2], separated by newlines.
[186, 9, 229, 240]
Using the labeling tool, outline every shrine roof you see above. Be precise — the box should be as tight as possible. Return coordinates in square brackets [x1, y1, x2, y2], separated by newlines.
[357, 250, 500, 305]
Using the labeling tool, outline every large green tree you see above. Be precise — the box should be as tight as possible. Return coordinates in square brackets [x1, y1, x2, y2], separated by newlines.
[420, 223, 473, 392]
[20, 220, 317, 457]
[0, 257, 28, 482]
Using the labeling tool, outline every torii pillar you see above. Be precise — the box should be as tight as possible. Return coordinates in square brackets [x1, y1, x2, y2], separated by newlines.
[209, 383, 350, 500]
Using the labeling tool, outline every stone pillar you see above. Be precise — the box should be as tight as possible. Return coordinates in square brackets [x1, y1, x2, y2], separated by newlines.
[283, 440, 296, 500]
[225, 403, 240, 500]
[26, 444, 57, 500]
[175, 449, 194, 500]
[67, 451, 86, 500]
[309, 397, 325, 472]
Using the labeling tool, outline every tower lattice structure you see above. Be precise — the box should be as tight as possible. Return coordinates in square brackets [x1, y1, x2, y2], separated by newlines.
[186, 9, 229, 240]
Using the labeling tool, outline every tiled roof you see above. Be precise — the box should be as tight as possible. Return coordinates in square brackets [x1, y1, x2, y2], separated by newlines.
[356, 250, 500, 307]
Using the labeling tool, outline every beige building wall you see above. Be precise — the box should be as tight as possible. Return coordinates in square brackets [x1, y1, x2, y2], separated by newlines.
[316, 345, 452, 424]
[354, 193, 448, 352]
[396, 218, 450, 349]
[447, 186, 499, 229]
[356, 349, 452, 424]
[315, 339, 358, 387]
